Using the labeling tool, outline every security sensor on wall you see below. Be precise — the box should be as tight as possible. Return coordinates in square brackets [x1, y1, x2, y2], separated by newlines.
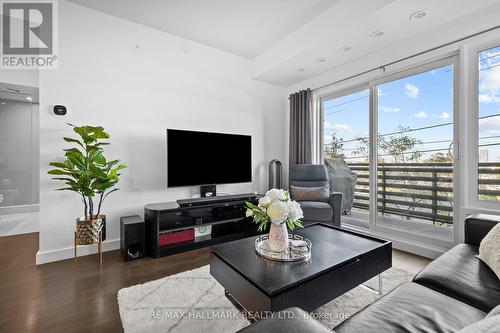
[53, 105, 67, 116]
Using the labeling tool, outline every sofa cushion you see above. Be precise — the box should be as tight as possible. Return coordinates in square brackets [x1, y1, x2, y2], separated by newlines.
[298, 201, 333, 222]
[335, 282, 486, 333]
[413, 243, 500, 312]
[456, 304, 500, 333]
[290, 185, 329, 202]
[479, 223, 500, 279]
[237, 307, 331, 333]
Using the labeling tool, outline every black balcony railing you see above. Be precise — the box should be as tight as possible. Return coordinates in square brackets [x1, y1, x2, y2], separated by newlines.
[346, 162, 500, 225]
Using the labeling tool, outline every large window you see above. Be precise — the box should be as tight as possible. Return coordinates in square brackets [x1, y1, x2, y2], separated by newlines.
[477, 45, 500, 202]
[321, 58, 456, 244]
[375, 64, 454, 241]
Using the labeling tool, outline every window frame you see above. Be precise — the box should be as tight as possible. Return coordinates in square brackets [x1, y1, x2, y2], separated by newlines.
[465, 37, 500, 210]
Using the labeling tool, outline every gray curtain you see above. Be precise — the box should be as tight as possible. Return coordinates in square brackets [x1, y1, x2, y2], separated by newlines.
[289, 89, 313, 165]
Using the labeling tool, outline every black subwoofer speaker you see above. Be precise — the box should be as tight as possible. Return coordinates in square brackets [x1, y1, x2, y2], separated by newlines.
[120, 215, 145, 261]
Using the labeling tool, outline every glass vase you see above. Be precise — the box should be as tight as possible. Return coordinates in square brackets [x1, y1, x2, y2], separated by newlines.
[268, 223, 289, 252]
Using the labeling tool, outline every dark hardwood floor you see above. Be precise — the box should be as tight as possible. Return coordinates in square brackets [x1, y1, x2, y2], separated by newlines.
[0, 232, 430, 333]
[0, 232, 210, 333]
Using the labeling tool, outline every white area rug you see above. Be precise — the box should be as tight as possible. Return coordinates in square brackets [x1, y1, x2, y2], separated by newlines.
[118, 265, 413, 332]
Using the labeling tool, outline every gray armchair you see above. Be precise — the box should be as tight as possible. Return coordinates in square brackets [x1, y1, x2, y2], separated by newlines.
[289, 164, 343, 227]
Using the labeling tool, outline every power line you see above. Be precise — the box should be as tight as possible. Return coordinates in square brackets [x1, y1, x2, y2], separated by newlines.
[341, 147, 451, 160]
[328, 140, 500, 160]
[479, 135, 500, 141]
[324, 112, 500, 145]
[479, 142, 500, 148]
[480, 113, 500, 120]
[324, 95, 369, 113]
[479, 52, 500, 62]
[324, 62, 496, 115]
[480, 62, 500, 72]
[337, 138, 453, 151]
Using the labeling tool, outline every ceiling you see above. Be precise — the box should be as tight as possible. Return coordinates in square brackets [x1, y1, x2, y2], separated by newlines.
[254, 0, 500, 86]
[66, 0, 339, 59]
[68, 0, 500, 86]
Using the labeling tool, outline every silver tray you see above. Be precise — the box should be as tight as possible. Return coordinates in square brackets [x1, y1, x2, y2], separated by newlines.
[255, 234, 312, 262]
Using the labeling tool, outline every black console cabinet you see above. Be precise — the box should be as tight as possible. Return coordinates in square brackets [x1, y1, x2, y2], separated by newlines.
[144, 194, 260, 258]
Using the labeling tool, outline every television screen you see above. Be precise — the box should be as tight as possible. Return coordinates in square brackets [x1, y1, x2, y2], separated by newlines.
[167, 129, 252, 187]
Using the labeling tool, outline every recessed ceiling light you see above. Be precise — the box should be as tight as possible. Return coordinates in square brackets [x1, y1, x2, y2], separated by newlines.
[409, 9, 429, 22]
[182, 45, 191, 53]
[298, 68, 305, 72]
[370, 30, 384, 38]
[1, 102, 6, 105]
[25, 96, 32, 100]
[339, 45, 352, 52]
[315, 57, 326, 63]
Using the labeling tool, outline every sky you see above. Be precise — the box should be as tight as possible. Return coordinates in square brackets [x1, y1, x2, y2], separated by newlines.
[323, 45, 500, 163]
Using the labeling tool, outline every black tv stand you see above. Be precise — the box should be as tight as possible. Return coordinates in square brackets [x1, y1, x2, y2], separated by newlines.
[177, 193, 257, 207]
[145, 194, 261, 257]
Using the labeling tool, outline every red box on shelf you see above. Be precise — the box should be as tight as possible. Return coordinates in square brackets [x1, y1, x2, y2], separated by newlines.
[159, 229, 195, 246]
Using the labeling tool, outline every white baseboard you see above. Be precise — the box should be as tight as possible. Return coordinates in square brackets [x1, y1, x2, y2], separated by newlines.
[36, 238, 120, 265]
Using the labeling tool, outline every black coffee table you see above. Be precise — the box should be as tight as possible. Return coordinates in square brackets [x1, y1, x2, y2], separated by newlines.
[210, 223, 391, 313]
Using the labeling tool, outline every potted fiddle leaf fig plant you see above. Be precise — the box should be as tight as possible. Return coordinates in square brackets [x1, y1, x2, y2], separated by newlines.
[48, 124, 127, 245]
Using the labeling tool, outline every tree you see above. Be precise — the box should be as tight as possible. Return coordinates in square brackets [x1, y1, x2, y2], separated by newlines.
[378, 126, 422, 163]
[351, 126, 422, 163]
[426, 152, 453, 163]
[324, 132, 346, 160]
[351, 125, 423, 222]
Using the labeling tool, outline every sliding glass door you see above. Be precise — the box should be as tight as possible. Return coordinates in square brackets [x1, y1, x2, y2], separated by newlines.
[321, 57, 457, 244]
[374, 60, 456, 242]
[321, 86, 370, 226]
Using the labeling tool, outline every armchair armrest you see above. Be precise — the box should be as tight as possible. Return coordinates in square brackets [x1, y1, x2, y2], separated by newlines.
[329, 192, 343, 227]
[464, 214, 500, 246]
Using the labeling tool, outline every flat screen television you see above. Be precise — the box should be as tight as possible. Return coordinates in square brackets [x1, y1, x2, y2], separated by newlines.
[167, 129, 252, 187]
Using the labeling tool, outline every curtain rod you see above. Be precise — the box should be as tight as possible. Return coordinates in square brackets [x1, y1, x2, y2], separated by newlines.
[311, 24, 500, 92]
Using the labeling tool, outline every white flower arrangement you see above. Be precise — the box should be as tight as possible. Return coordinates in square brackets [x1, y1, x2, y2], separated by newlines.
[245, 188, 304, 232]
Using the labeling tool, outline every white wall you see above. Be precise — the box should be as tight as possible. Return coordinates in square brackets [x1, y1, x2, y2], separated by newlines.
[36, 1, 287, 264]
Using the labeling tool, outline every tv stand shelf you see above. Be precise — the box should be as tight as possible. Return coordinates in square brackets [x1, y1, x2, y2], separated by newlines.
[145, 194, 260, 257]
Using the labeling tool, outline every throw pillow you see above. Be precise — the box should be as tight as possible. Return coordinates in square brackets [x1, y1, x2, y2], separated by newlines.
[290, 185, 329, 202]
[456, 305, 500, 333]
[479, 223, 500, 280]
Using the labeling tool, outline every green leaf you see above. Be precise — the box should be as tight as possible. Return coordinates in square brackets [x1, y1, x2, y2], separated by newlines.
[51, 177, 76, 182]
[63, 137, 84, 148]
[48, 169, 72, 175]
[63, 148, 82, 155]
[294, 220, 304, 229]
[115, 163, 128, 171]
[49, 162, 67, 168]
[245, 201, 258, 210]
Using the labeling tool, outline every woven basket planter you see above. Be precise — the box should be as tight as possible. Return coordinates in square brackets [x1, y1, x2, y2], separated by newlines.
[75, 217, 103, 245]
